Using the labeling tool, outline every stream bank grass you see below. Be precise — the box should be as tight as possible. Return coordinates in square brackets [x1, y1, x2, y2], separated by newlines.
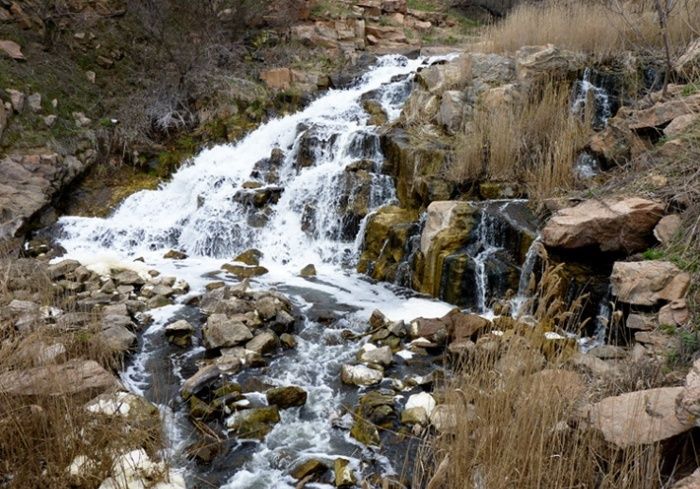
[415, 341, 665, 489]
[485, 0, 700, 57]
[447, 80, 590, 200]
[0, 260, 164, 488]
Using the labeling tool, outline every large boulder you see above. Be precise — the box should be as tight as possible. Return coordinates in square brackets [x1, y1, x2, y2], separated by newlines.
[627, 93, 700, 131]
[0, 152, 90, 247]
[415, 55, 471, 94]
[380, 127, 453, 207]
[0, 359, 120, 396]
[611, 261, 690, 306]
[357, 205, 418, 282]
[436, 90, 467, 134]
[587, 387, 693, 448]
[419, 201, 478, 297]
[541, 198, 664, 253]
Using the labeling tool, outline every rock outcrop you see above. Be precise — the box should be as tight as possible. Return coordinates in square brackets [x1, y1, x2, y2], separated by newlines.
[587, 387, 694, 448]
[0, 152, 92, 250]
[541, 198, 664, 253]
[611, 261, 690, 306]
[0, 359, 120, 396]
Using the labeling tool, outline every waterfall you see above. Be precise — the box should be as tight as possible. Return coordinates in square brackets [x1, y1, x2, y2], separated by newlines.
[510, 237, 542, 317]
[471, 211, 503, 314]
[580, 287, 612, 352]
[572, 67, 612, 130]
[53, 54, 457, 489]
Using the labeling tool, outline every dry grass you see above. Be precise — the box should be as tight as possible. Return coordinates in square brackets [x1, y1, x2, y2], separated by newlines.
[485, 0, 700, 57]
[0, 259, 164, 488]
[415, 341, 667, 489]
[447, 80, 590, 200]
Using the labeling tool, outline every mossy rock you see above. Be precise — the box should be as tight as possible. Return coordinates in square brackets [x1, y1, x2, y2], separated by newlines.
[290, 458, 328, 481]
[188, 395, 216, 420]
[226, 406, 280, 440]
[266, 386, 308, 409]
[380, 127, 453, 209]
[234, 248, 263, 266]
[350, 414, 380, 446]
[357, 205, 418, 283]
[419, 202, 478, 298]
[222, 263, 269, 278]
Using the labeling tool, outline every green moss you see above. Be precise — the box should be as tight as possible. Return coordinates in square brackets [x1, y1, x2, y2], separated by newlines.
[682, 83, 700, 96]
[642, 248, 665, 260]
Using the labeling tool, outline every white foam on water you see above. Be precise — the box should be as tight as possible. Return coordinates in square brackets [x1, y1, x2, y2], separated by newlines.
[54, 53, 457, 488]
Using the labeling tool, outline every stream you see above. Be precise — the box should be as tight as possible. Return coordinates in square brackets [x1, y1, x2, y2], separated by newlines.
[54, 54, 457, 489]
[51, 54, 610, 488]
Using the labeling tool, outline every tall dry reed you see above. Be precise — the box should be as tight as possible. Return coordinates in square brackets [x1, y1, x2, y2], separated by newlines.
[448, 80, 590, 200]
[485, 0, 700, 57]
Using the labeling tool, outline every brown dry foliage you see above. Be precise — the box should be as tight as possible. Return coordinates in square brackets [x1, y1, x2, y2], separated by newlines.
[485, 0, 700, 57]
[0, 260, 164, 489]
[414, 341, 666, 489]
[447, 80, 590, 200]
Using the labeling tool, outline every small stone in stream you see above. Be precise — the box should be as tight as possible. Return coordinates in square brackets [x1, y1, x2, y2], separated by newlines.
[273, 310, 295, 332]
[405, 392, 436, 417]
[358, 344, 393, 367]
[181, 364, 222, 400]
[163, 249, 188, 260]
[401, 407, 429, 425]
[188, 395, 216, 419]
[369, 309, 387, 329]
[113, 269, 145, 286]
[148, 269, 160, 277]
[226, 406, 280, 439]
[350, 414, 381, 446]
[388, 320, 406, 337]
[206, 281, 226, 291]
[203, 314, 253, 349]
[409, 317, 448, 344]
[234, 248, 263, 266]
[246, 331, 279, 355]
[300, 264, 317, 277]
[280, 333, 297, 349]
[255, 295, 289, 321]
[359, 391, 396, 423]
[290, 458, 328, 481]
[370, 328, 391, 342]
[219, 347, 264, 368]
[164, 319, 195, 348]
[266, 386, 308, 409]
[222, 263, 269, 279]
[147, 295, 171, 308]
[334, 458, 357, 487]
[185, 440, 220, 465]
[341, 364, 383, 386]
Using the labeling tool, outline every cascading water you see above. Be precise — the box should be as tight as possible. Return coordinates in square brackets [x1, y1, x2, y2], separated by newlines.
[468, 200, 537, 316]
[572, 67, 612, 130]
[54, 54, 456, 489]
